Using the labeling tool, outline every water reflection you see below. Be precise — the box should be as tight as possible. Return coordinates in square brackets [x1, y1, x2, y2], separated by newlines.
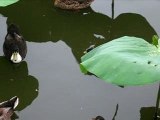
[0, 0, 157, 62]
[0, 56, 39, 111]
[140, 107, 160, 120]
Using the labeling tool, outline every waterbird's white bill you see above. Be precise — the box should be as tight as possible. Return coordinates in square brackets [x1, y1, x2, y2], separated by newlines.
[10, 52, 22, 63]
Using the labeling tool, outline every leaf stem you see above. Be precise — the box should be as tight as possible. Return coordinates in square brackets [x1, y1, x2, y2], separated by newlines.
[111, 0, 114, 19]
[154, 83, 160, 120]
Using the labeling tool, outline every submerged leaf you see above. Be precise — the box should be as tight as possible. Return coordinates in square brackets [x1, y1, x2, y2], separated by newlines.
[80, 36, 160, 86]
[0, 0, 19, 7]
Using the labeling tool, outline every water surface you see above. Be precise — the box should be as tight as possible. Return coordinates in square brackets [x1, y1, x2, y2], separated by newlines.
[0, 0, 160, 120]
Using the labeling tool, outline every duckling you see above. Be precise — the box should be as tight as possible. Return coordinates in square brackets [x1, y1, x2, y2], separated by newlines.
[92, 116, 105, 120]
[3, 24, 27, 63]
[0, 96, 19, 120]
[54, 0, 94, 10]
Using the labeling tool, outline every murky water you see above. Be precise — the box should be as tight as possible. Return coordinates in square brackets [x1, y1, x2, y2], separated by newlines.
[0, 0, 160, 120]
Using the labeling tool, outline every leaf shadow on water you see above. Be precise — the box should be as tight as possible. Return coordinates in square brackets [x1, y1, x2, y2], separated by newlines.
[140, 107, 160, 120]
[0, 0, 157, 63]
[0, 56, 39, 111]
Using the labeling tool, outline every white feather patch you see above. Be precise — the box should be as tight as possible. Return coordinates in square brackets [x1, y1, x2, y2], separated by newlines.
[13, 97, 19, 109]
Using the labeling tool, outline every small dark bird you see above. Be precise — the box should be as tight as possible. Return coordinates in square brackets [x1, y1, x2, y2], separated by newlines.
[92, 116, 105, 120]
[0, 96, 19, 120]
[3, 24, 27, 63]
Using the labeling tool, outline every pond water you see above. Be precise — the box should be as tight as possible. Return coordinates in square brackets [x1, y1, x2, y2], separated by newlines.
[0, 0, 160, 120]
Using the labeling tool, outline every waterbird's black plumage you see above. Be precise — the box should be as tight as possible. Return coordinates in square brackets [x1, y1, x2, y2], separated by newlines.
[3, 24, 27, 63]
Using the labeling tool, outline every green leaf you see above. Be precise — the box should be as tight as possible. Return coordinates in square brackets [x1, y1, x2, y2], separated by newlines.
[80, 36, 160, 86]
[80, 64, 88, 74]
[0, 0, 19, 7]
[152, 35, 159, 47]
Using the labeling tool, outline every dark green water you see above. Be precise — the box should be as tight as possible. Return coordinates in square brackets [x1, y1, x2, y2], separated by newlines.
[0, 0, 159, 120]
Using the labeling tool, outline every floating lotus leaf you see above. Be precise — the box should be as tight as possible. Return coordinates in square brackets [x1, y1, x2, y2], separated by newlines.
[0, 0, 19, 7]
[80, 36, 160, 86]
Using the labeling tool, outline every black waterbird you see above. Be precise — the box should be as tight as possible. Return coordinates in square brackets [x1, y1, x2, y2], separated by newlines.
[3, 24, 27, 63]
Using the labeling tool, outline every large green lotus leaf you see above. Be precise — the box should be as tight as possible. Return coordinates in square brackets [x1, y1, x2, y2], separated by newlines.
[0, 0, 19, 7]
[80, 36, 160, 86]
